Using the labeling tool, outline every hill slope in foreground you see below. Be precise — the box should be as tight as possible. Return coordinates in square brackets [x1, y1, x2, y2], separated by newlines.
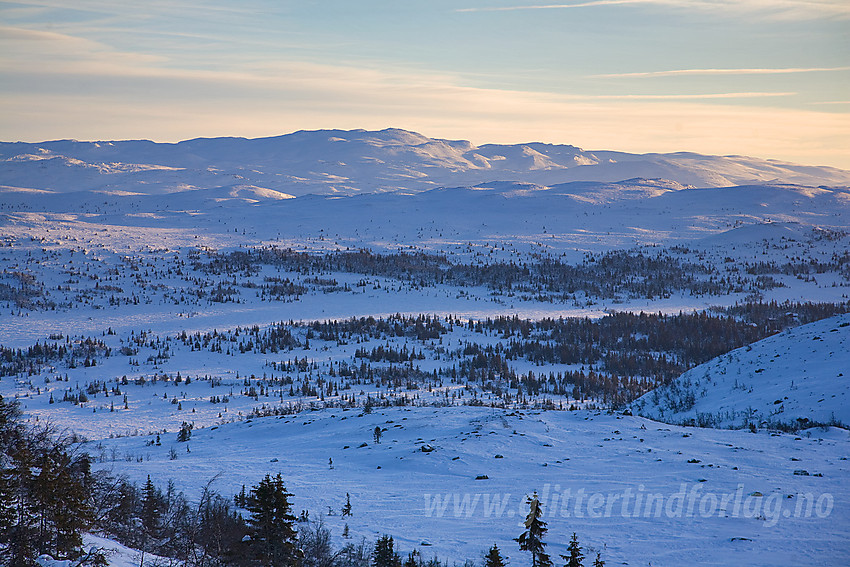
[93, 404, 849, 567]
[632, 314, 850, 429]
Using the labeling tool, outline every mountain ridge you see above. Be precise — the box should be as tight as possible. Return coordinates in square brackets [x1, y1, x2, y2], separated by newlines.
[3, 128, 850, 197]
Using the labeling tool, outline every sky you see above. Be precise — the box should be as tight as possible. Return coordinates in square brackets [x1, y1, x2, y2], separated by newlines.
[1, 0, 849, 168]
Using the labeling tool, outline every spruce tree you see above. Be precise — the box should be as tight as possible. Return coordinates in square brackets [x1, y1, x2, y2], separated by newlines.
[246, 474, 301, 567]
[372, 535, 400, 567]
[403, 550, 419, 567]
[176, 422, 192, 442]
[484, 544, 506, 567]
[592, 552, 604, 567]
[0, 395, 21, 539]
[342, 492, 352, 517]
[516, 492, 552, 567]
[0, 397, 93, 565]
[560, 533, 584, 567]
[138, 475, 162, 567]
[140, 476, 161, 537]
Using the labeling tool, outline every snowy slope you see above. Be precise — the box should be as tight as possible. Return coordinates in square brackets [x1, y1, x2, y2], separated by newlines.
[90, 405, 850, 567]
[632, 314, 850, 429]
[3, 128, 850, 197]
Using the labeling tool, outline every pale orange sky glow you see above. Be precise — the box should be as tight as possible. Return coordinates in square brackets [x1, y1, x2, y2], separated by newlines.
[1, 1, 848, 168]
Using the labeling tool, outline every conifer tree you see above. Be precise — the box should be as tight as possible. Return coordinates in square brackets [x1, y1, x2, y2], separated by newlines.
[516, 492, 551, 567]
[403, 550, 419, 567]
[140, 476, 161, 536]
[342, 492, 352, 517]
[246, 474, 301, 567]
[176, 422, 192, 442]
[560, 533, 584, 567]
[138, 475, 162, 567]
[0, 396, 93, 565]
[372, 535, 400, 567]
[484, 544, 506, 567]
[592, 552, 604, 567]
[0, 394, 21, 538]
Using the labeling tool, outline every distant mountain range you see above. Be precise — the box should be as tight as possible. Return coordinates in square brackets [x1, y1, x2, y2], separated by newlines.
[3, 128, 849, 197]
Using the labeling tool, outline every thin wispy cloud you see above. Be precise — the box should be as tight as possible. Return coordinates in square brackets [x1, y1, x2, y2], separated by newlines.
[594, 66, 850, 78]
[0, 28, 795, 105]
[587, 92, 796, 99]
[456, 0, 850, 19]
[457, 0, 642, 11]
[1, 1, 847, 168]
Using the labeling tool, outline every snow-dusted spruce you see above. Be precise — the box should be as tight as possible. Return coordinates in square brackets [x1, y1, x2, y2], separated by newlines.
[561, 533, 584, 567]
[516, 492, 552, 567]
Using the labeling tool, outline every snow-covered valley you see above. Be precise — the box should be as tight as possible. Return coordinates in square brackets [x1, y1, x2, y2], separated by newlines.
[1, 129, 849, 566]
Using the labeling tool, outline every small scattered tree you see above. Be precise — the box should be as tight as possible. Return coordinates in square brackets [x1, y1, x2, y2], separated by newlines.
[176, 422, 192, 442]
[484, 544, 506, 567]
[342, 493, 352, 517]
[561, 533, 583, 567]
[373, 426, 383, 444]
[593, 551, 605, 567]
[516, 492, 551, 567]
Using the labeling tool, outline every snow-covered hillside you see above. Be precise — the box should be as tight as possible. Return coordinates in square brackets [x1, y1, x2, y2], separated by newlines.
[91, 405, 850, 566]
[3, 129, 850, 197]
[632, 314, 850, 429]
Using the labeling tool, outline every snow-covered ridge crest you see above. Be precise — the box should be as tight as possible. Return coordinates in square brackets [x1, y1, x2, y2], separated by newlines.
[632, 314, 850, 430]
[3, 128, 850, 197]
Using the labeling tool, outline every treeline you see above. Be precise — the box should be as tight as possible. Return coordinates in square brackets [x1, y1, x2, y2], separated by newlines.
[0, 270, 49, 310]
[7, 302, 847, 414]
[446, 301, 848, 405]
[308, 314, 448, 343]
[178, 322, 299, 355]
[37, 302, 850, 414]
[195, 246, 739, 300]
[177, 314, 449, 358]
[744, 250, 850, 280]
[0, 335, 111, 377]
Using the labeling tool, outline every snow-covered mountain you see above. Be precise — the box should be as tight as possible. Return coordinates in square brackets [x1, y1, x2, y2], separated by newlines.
[632, 314, 850, 429]
[3, 128, 850, 197]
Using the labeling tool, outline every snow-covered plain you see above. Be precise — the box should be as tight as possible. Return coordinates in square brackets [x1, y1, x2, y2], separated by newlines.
[2, 129, 850, 566]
